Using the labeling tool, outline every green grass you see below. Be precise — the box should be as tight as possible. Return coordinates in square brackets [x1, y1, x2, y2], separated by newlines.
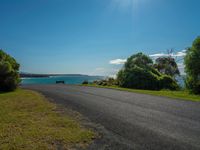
[0, 89, 95, 149]
[83, 84, 200, 102]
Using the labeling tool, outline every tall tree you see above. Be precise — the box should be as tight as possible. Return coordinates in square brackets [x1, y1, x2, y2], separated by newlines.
[154, 57, 180, 78]
[117, 53, 178, 90]
[125, 52, 153, 69]
[184, 36, 200, 94]
[0, 50, 20, 91]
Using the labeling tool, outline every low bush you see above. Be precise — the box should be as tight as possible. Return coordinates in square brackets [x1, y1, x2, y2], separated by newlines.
[0, 50, 20, 91]
[92, 78, 117, 86]
[82, 80, 89, 84]
[160, 75, 179, 90]
[117, 53, 179, 91]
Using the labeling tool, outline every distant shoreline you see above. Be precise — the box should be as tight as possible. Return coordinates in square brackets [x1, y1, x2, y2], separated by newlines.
[20, 73, 104, 78]
[20, 74, 50, 78]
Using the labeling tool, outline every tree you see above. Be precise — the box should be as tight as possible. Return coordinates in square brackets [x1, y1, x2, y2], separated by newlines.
[125, 52, 153, 69]
[154, 57, 180, 78]
[0, 49, 20, 91]
[184, 36, 200, 94]
[117, 53, 178, 90]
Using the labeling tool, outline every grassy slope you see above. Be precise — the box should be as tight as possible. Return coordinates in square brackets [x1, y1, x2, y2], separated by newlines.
[83, 84, 200, 102]
[0, 89, 95, 149]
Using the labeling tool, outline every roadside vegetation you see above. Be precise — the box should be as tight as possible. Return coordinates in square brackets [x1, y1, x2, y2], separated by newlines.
[83, 36, 200, 100]
[184, 36, 200, 94]
[83, 84, 200, 102]
[117, 52, 179, 90]
[0, 37, 199, 149]
[0, 89, 95, 149]
[0, 50, 20, 91]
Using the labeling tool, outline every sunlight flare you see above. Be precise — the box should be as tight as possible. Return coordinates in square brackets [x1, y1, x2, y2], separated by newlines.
[111, 0, 149, 10]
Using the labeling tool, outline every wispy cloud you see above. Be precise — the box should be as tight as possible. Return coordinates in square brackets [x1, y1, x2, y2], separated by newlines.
[175, 50, 187, 57]
[109, 59, 127, 65]
[150, 50, 186, 58]
[109, 50, 186, 65]
[149, 50, 186, 75]
[149, 53, 169, 57]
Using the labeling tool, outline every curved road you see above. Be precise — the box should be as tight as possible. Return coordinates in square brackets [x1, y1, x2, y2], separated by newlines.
[23, 84, 200, 150]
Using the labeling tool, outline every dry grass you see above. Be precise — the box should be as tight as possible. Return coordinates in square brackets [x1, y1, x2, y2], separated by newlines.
[0, 89, 95, 149]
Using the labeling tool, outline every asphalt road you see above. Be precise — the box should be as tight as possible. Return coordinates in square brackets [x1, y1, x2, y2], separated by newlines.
[22, 84, 200, 150]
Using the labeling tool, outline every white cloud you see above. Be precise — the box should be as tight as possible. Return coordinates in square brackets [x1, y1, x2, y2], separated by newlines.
[174, 50, 186, 57]
[150, 50, 186, 58]
[149, 53, 169, 57]
[109, 59, 127, 65]
[182, 49, 187, 52]
[149, 50, 186, 75]
[108, 74, 117, 79]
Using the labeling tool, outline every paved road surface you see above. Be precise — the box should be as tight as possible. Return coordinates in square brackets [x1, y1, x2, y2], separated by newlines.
[22, 85, 200, 150]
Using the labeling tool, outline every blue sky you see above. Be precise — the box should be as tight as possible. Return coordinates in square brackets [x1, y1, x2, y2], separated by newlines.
[0, 0, 200, 76]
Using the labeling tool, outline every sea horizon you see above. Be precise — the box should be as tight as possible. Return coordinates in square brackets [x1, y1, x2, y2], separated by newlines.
[21, 74, 105, 85]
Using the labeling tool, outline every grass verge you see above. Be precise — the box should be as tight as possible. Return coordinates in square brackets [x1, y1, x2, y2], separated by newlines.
[0, 89, 95, 149]
[82, 84, 200, 102]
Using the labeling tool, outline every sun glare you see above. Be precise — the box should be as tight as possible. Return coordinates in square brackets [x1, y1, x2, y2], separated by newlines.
[111, 0, 150, 10]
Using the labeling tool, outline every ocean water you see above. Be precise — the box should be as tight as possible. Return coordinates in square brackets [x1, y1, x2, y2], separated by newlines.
[21, 75, 104, 85]
[21, 75, 185, 87]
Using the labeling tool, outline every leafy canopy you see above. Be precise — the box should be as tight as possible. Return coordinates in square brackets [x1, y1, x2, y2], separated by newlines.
[0, 49, 20, 91]
[184, 36, 200, 94]
[117, 53, 178, 90]
[125, 52, 153, 69]
[154, 57, 180, 78]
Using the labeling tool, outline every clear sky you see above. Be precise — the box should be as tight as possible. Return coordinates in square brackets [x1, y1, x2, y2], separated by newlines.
[0, 0, 200, 76]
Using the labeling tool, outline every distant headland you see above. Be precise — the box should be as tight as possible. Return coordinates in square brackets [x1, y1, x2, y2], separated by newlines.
[20, 72, 103, 78]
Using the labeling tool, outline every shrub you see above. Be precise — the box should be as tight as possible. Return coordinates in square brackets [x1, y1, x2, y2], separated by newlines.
[184, 36, 200, 94]
[0, 50, 20, 91]
[160, 75, 179, 90]
[96, 80, 108, 86]
[117, 53, 179, 90]
[117, 66, 160, 90]
[82, 80, 89, 84]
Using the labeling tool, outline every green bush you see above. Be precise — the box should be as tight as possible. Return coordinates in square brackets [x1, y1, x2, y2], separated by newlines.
[117, 66, 160, 90]
[185, 75, 200, 94]
[96, 80, 108, 86]
[160, 75, 179, 90]
[0, 50, 20, 91]
[82, 80, 89, 84]
[117, 53, 179, 90]
[184, 36, 200, 94]
[92, 78, 118, 86]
